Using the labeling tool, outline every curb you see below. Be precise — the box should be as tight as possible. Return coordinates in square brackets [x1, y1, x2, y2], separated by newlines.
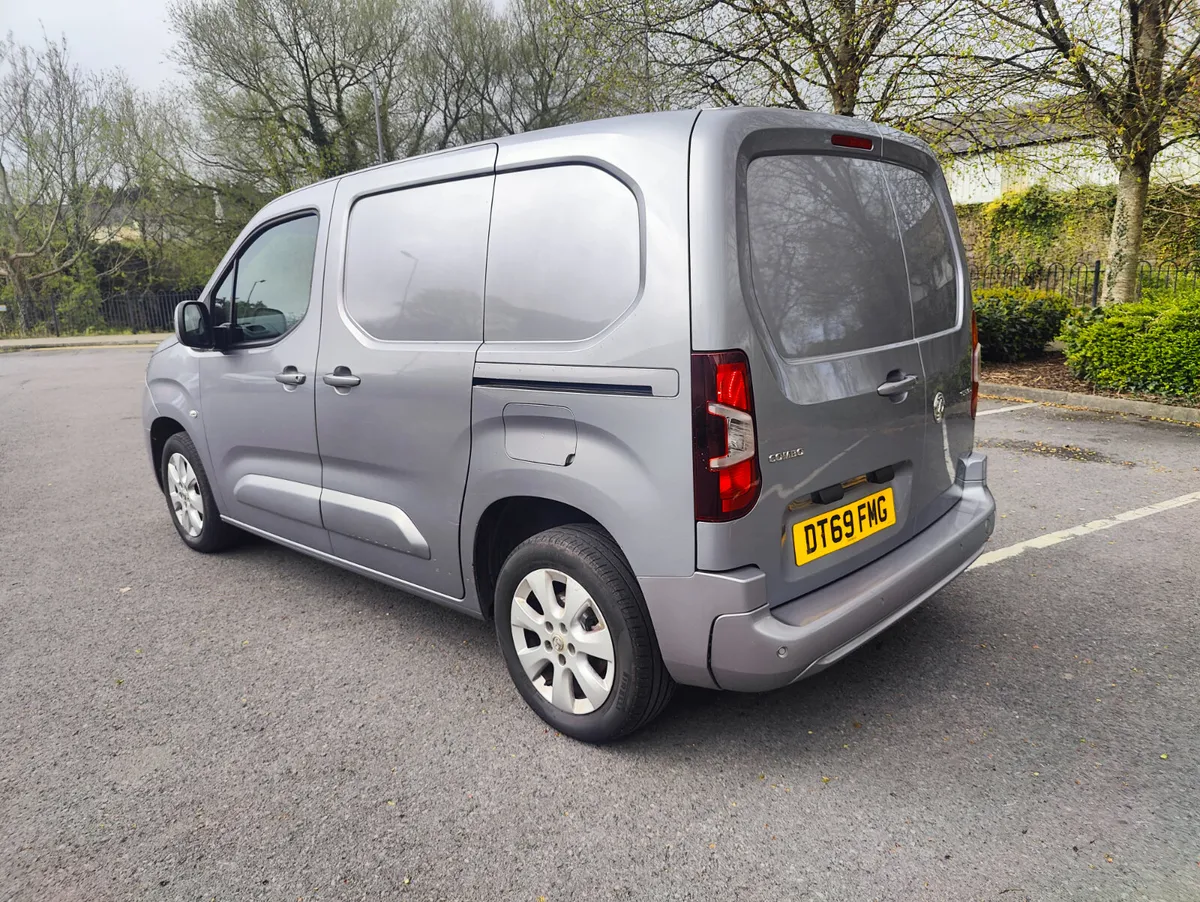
[0, 334, 170, 352]
[981, 382, 1200, 426]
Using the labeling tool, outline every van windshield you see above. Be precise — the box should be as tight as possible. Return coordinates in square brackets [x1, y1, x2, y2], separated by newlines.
[745, 154, 958, 360]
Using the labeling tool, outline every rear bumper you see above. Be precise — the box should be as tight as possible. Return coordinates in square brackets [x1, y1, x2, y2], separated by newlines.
[640, 452, 995, 691]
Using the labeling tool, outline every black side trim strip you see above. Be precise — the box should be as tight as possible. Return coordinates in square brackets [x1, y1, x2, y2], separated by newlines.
[473, 377, 653, 397]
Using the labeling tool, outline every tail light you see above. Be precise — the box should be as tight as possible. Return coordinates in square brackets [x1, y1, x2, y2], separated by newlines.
[692, 351, 761, 521]
[970, 310, 981, 419]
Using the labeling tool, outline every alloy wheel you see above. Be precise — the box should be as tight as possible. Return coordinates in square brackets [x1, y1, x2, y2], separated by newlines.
[166, 452, 204, 538]
[509, 568, 615, 715]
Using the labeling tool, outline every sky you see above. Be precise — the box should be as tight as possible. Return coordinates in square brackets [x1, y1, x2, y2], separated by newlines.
[6, 0, 182, 91]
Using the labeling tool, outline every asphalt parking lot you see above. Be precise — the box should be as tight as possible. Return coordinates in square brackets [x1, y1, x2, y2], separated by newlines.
[2, 348, 1198, 902]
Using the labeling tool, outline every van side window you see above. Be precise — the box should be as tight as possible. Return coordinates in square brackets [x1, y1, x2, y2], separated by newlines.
[888, 168, 959, 336]
[746, 155, 913, 359]
[217, 214, 319, 344]
[342, 177, 492, 342]
[485, 165, 640, 343]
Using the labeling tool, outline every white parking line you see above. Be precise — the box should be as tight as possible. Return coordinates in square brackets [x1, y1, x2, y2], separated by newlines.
[968, 490, 1200, 571]
[976, 402, 1038, 416]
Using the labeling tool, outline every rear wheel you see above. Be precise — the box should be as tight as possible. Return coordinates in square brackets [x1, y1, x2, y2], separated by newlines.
[160, 432, 238, 553]
[494, 524, 674, 743]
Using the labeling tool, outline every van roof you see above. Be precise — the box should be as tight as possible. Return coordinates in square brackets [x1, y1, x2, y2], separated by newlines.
[271, 107, 937, 205]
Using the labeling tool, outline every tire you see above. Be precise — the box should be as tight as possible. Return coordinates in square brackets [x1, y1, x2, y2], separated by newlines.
[160, 431, 238, 553]
[494, 524, 674, 743]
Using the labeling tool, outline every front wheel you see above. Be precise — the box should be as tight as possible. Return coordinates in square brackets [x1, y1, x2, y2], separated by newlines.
[160, 432, 238, 553]
[494, 524, 674, 743]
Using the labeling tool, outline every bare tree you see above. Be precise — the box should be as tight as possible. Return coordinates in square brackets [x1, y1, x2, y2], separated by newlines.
[111, 90, 268, 289]
[0, 37, 143, 331]
[409, 0, 507, 150]
[170, 0, 618, 181]
[490, 0, 616, 134]
[386, 0, 618, 153]
[563, 0, 963, 123]
[963, 0, 1200, 305]
[170, 0, 417, 189]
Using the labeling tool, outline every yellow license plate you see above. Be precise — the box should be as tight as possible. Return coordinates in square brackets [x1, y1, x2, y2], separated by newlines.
[793, 487, 896, 566]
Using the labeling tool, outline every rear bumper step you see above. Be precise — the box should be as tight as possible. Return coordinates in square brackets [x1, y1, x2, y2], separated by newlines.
[639, 452, 994, 691]
[708, 452, 994, 691]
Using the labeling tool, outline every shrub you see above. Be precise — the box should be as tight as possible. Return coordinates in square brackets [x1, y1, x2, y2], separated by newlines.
[1060, 292, 1200, 397]
[1141, 283, 1200, 307]
[972, 287, 1074, 362]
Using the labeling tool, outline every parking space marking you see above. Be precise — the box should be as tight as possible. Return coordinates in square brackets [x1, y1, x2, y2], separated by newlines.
[976, 402, 1038, 416]
[968, 489, 1200, 571]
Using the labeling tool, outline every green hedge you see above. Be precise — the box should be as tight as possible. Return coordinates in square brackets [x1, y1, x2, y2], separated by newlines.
[1060, 291, 1200, 397]
[973, 287, 1074, 362]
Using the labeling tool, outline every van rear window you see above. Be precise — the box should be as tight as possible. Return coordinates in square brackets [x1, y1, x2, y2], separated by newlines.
[888, 166, 959, 335]
[746, 154, 914, 358]
[745, 154, 958, 358]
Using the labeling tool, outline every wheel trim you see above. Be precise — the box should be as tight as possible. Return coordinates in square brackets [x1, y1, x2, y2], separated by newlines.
[510, 568, 615, 715]
[167, 452, 204, 538]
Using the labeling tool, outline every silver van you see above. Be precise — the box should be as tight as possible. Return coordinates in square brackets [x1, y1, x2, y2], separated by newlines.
[144, 109, 995, 742]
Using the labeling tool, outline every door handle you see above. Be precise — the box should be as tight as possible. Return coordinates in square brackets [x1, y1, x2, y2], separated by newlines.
[877, 372, 918, 398]
[275, 366, 306, 386]
[322, 366, 361, 389]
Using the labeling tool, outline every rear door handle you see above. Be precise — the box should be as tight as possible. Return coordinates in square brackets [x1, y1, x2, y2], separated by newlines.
[275, 366, 306, 386]
[322, 366, 361, 389]
[877, 372, 918, 397]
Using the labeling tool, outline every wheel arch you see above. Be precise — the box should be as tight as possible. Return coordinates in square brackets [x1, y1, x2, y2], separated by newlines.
[472, 496, 605, 621]
[150, 416, 188, 488]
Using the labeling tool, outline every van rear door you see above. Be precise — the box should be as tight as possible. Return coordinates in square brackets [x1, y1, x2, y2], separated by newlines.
[879, 133, 977, 532]
[689, 110, 971, 608]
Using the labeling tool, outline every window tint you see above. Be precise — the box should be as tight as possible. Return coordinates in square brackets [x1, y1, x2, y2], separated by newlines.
[343, 177, 491, 342]
[888, 167, 959, 335]
[485, 165, 640, 342]
[746, 155, 913, 359]
[229, 215, 319, 343]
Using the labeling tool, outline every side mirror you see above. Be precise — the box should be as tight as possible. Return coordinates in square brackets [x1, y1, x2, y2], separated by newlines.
[175, 300, 212, 349]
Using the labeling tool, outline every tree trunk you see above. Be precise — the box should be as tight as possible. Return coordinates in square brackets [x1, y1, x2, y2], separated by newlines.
[830, 59, 859, 116]
[16, 295, 35, 334]
[1102, 157, 1151, 306]
[8, 264, 36, 334]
